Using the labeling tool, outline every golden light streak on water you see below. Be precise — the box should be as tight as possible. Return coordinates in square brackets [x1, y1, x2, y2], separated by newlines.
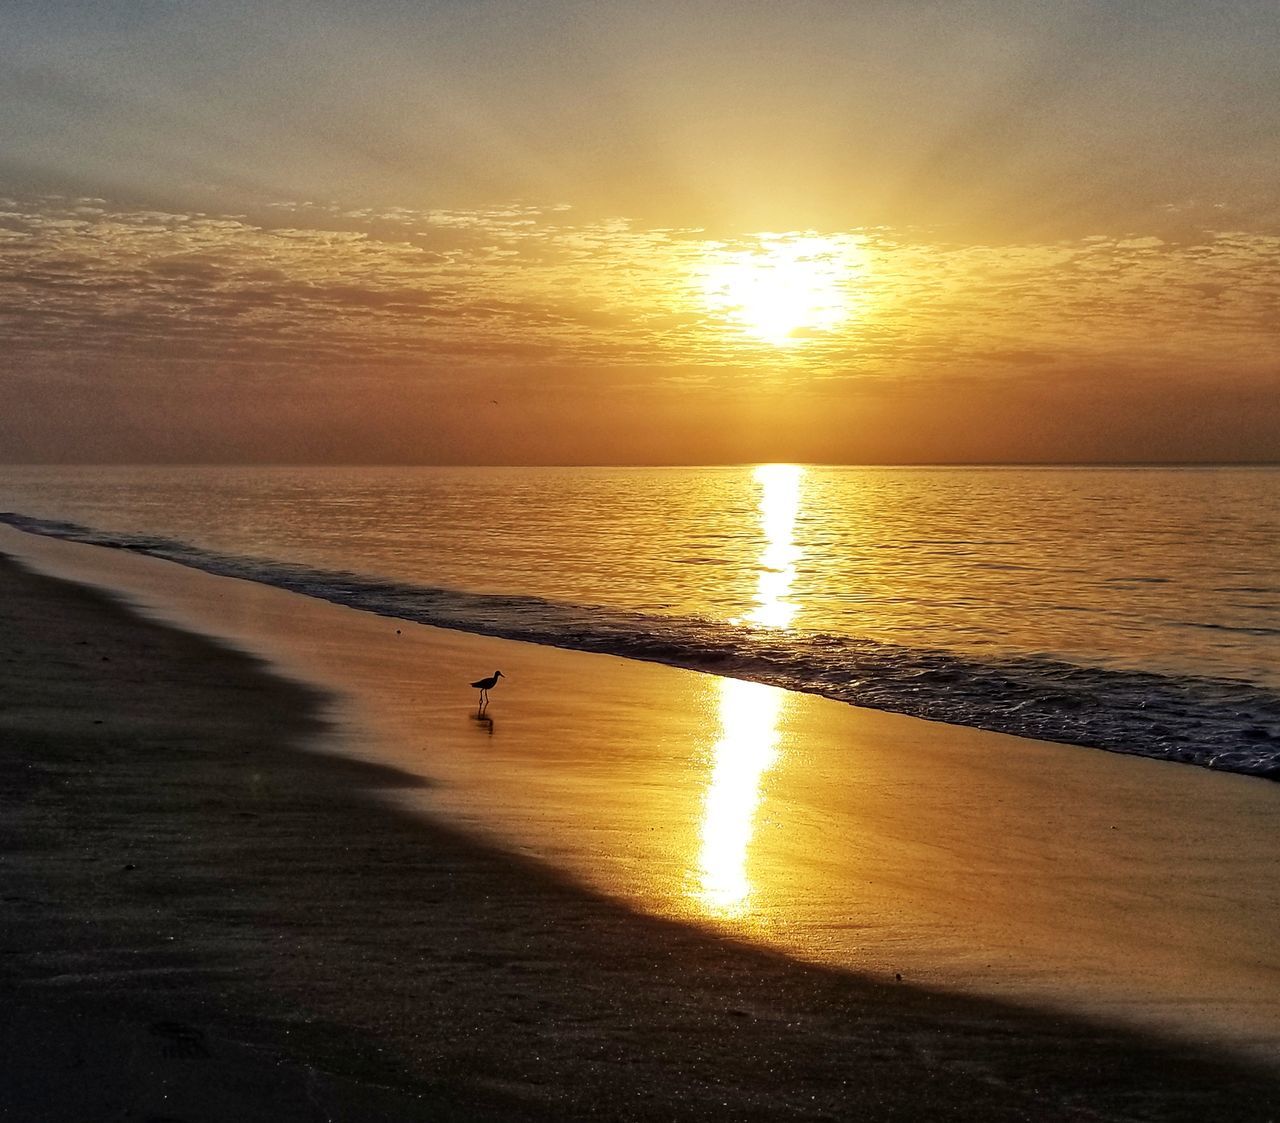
[740, 463, 805, 630]
[695, 463, 804, 917]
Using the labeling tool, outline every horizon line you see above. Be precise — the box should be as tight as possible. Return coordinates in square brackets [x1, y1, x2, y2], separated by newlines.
[3, 460, 1278, 470]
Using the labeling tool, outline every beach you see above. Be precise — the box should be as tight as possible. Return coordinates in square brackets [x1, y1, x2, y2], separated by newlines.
[5, 0, 1278, 1111]
[2, 535, 1279, 1119]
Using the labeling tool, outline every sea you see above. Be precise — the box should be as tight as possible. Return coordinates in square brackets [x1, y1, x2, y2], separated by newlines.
[2, 464, 1277, 778]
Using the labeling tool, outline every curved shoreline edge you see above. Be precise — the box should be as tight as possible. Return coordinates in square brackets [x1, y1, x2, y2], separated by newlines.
[2, 511, 1277, 781]
[2, 549, 1279, 1120]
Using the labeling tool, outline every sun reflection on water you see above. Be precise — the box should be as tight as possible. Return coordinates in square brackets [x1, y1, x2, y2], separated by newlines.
[739, 463, 805, 630]
[694, 464, 805, 917]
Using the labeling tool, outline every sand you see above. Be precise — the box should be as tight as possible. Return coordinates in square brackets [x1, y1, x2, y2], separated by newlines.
[1, 540, 1279, 1118]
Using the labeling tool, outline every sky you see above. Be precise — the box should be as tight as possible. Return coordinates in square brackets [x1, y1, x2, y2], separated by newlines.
[1, 0, 1277, 464]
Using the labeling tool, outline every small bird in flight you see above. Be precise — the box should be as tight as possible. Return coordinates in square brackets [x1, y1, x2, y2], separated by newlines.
[471, 670, 504, 710]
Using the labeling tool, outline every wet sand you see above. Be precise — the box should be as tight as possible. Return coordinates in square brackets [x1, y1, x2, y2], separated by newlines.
[2, 551, 1279, 1119]
[4, 523, 1279, 1063]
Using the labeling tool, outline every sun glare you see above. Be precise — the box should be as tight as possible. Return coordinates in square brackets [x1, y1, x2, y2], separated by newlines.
[695, 677, 784, 916]
[738, 463, 805, 629]
[701, 234, 863, 347]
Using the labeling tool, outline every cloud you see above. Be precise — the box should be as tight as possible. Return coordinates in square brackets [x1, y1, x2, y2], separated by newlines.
[0, 195, 1276, 404]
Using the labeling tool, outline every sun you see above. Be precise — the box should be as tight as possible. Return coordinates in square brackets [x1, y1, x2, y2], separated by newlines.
[701, 233, 862, 347]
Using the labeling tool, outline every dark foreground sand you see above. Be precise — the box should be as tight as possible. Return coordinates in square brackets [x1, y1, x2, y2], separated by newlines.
[2, 554, 1277, 1121]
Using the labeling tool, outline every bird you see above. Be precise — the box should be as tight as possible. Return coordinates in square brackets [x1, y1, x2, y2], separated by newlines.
[470, 670, 504, 710]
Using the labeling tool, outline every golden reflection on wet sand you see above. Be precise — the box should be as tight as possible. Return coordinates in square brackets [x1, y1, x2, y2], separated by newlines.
[694, 678, 785, 916]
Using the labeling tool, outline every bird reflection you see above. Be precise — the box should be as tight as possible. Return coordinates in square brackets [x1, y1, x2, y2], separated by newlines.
[470, 712, 495, 736]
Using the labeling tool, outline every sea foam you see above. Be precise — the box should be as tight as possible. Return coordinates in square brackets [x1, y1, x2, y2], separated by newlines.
[3, 511, 1277, 780]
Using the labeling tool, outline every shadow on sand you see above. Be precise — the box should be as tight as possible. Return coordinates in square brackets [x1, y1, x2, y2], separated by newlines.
[1, 555, 1276, 1121]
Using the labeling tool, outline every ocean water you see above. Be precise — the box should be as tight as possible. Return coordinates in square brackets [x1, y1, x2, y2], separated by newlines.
[1, 464, 1277, 777]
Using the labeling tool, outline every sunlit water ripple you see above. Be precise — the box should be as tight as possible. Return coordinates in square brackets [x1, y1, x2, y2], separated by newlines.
[1, 464, 1277, 779]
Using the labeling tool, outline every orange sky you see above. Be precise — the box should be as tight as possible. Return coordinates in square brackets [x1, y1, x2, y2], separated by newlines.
[1, 1, 1277, 463]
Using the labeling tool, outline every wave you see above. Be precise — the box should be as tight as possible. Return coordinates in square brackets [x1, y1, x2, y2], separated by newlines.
[1176, 620, 1280, 638]
[4, 511, 1277, 781]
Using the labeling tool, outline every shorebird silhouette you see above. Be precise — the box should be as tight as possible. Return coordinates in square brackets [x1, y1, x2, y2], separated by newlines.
[471, 670, 504, 710]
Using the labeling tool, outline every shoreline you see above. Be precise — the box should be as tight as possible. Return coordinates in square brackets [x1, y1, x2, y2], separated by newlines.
[4, 523, 1279, 1060]
[3, 550, 1280, 1118]
[6, 521, 1280, 1052]
[3, 509, 1275, 783]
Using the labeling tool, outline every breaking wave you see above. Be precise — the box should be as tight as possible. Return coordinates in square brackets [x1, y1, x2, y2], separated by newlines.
[4, 511, 1277, 780]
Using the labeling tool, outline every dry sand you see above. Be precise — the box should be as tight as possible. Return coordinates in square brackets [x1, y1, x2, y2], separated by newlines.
[2, 549, 1279, 1119]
